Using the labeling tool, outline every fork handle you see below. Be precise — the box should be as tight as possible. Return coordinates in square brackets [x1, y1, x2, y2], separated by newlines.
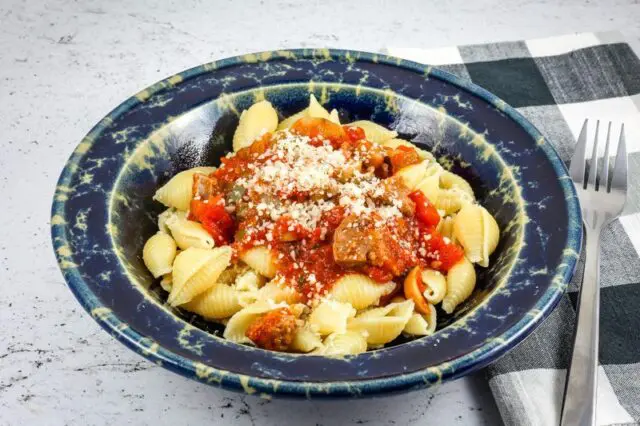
[560, 225, 602, 426]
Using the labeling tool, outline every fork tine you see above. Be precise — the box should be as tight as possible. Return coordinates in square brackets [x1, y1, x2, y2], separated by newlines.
[569, 119, 588, 185]
[600, 122, 612, 191]
[611, 123, 628, 192]
[587, 120, 600, 188]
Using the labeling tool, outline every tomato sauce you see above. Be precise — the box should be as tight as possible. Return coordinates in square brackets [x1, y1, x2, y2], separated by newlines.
[190, 117, 465, 305]
[272, 216, 423, 303]
[214, 133, 274, 185]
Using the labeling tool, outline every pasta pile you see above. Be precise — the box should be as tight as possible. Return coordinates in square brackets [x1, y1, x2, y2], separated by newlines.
[142, 95, 500, 356]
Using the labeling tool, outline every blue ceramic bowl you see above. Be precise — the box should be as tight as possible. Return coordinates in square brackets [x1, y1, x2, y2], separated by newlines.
[51, 49, 582, 398]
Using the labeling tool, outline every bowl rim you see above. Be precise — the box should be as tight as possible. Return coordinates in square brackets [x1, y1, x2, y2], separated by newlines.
[51, 48, 582, 397]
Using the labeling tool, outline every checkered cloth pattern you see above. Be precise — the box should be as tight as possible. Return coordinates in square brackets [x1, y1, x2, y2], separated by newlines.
[387, 32, 640, 426]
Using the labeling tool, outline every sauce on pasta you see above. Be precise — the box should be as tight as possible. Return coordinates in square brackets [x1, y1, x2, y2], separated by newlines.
[189, 117, 463, 306]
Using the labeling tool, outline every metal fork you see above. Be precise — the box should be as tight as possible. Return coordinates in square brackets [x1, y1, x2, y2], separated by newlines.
[560, 120, 628, 426]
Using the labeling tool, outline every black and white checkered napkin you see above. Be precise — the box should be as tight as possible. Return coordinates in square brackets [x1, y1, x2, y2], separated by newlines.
[387, 32, 640, 426]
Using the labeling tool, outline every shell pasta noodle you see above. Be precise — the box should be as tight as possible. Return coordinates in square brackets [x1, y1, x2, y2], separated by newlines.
[290, 327, 324, 353]
[232, 100, 278, 152]
[403, 310, 437, 336]
[166, 212, 215, 250]
[240, 246, 277, 278]
[142, 232, 177, 278]
[348, 299, 414, 346]
[182, 283, 241, 320]
[168, 246, 232, 306]
[153, 167, 215, 211]
[453, 204, 500, 267]
[142, 98, 501, 355]
[321, 331, 367, 356]
[329, 274, 396, 310]
[308, 300, 356, 335]
[442, 257, 477, 314]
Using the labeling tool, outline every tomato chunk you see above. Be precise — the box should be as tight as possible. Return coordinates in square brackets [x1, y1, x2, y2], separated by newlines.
[438, 242, 465, 272]
[389, 146, 421, 174]
[191, 174, 220, 202]
[344, 125, 365, 142]
[408, 190, 440, 228]
[189, 193, 235, 245]
[420, 227, 464, 272]
[291, 117, 346, 145]
[215, 133, 273, 184]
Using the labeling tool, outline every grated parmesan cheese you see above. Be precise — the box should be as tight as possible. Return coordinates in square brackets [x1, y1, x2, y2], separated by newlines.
[227, 130, 405, 234]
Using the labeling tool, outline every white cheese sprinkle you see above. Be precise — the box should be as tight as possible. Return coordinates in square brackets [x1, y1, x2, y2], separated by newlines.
[226, 130, 404, 234]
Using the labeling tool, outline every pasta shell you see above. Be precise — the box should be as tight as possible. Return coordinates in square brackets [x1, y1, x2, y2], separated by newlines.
[395, 161, 429, 190]
[142, 232, 177, 278]
[160, 274, 173, 292]
[453, 204, 500, 267]
[215, 263, 248, 286]
[349, 299, 414, 345]
[308, 300, 356, 335]
[182, 283, 242, 320]
[290, 327, 324, 353]
[421, 268, 447, 304]
[389, 295, 406, 304]
[168, 246, 232, 306]
[403, 309, 437, 336]
[329, 274, 396, 310]
[442, 257, 476, 314]
[357, 299, 414, 320]
[382, 138, 434, 161]
[347, 317, 407, 346]
[435, 189, 472, 215]
[415, 173, 441, 204]
[240, 246, 277, 278]
[235, 269, 265, 292]
[436, 215, 456, 242]
[237, 290, 259, 308]
[321, 331, 367, 356]
[157, 208, 175, 234]
[153, 167, 215, 211]
[425, 161, 445, 176]
[328, 108, 340, 124]
[288, 303, 307, 318]
[403, 313, 428, 335]
[232, 269, 263, 307]
[232, 100, 278, 152]
[307, 94, 331, 120]
[166, 215, 215, 250]
[347, 120, 398, 144]
[256, 279, 302, 304]
[440, 171, 475, 199]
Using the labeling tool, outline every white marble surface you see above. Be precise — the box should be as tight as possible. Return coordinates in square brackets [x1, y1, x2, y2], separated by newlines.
[2, 0, 640, 424]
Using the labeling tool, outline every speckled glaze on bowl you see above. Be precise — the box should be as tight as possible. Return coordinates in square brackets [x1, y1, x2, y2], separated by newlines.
[51, 49, 582, 398]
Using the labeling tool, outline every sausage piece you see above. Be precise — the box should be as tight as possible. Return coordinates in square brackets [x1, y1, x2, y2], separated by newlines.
[332, 214, 373, 267]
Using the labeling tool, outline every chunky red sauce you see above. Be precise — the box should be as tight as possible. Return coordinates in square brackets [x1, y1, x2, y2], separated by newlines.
[245, 307, 296, 351]
[188, 117, 465, 305]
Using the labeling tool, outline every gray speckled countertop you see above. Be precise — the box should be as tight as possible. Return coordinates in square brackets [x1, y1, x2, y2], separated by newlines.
[2, 0, 639, 424]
